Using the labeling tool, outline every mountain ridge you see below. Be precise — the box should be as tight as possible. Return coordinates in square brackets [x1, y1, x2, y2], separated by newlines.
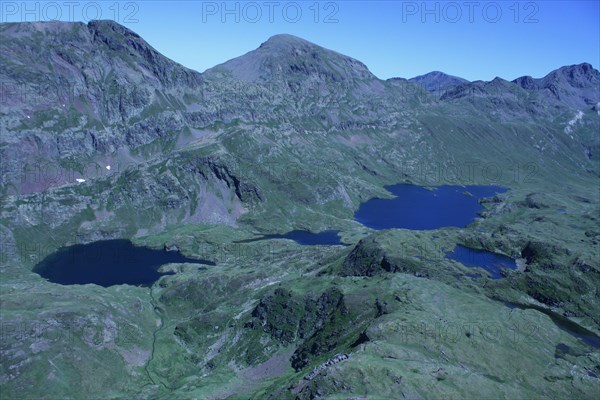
[2, 21, 597, 89]
[512, 62, 600, 108]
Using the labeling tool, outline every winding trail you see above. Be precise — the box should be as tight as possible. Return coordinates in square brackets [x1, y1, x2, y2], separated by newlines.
[142, 285, 176, 391]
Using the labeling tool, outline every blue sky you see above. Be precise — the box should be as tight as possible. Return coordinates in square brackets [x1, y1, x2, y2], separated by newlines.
[2, 1, 599, 80]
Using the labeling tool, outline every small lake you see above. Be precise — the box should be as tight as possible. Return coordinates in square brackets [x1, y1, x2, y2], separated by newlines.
[446, 245, 517, 279]
[33, 239, 213, 287]
[355, 184, 506, 230]
[235, 230, 345, 246]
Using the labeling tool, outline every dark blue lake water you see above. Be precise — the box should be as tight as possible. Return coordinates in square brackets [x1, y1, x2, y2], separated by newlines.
[33, 239, 213, 287]
[235, 230, 344, 245]
[355, 184, 506, 230]
[446, 245, 517, 279]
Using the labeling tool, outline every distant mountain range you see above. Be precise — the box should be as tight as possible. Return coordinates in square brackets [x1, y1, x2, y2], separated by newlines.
[406, 64, 599, 108]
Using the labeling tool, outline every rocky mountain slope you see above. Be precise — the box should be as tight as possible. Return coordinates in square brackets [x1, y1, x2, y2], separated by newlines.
[513, 62, 600, 109]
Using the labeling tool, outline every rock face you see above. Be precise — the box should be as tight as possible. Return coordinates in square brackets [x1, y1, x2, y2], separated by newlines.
[243, 286, 367, 371]
[0, 20, 204, 195]
[339, 236, 424, 277]
[340, 237, 395, 276]
[304, 353, 349, 380]
[251, 288, 305, 344]
[289, 291, 351, 371]
[250, 287, 348, 346]
[1, 20, 202, 115]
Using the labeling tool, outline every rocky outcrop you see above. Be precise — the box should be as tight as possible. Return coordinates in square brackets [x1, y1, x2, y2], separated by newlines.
[339, 236, 424, 277]
[520, 241, 568, 265]
[289, 290, 353, 370]
[243, 286, 363, 371]
[251, 288, 304, 344]
[304, 353, 349, 380]
[250, 287, 346, 345]
[339, 237, 393, 276]
[521, 193, 551, 209]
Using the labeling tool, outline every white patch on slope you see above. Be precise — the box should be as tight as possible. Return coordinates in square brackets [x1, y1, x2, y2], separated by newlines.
[564, 110, 583, 138]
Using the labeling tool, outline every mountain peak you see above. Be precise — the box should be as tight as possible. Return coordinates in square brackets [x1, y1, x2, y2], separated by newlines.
[414, 71, 461, 78]
[408, 71, 468, 94]
[513, 63, 599, 87]
[551, 63, 598, 86]
[87, 19, 142, 39]
[561, 62, 594, 73]
[511, 63, 599, 107]
[206, 34, 376, 83]
[260, 33, 309, 47]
